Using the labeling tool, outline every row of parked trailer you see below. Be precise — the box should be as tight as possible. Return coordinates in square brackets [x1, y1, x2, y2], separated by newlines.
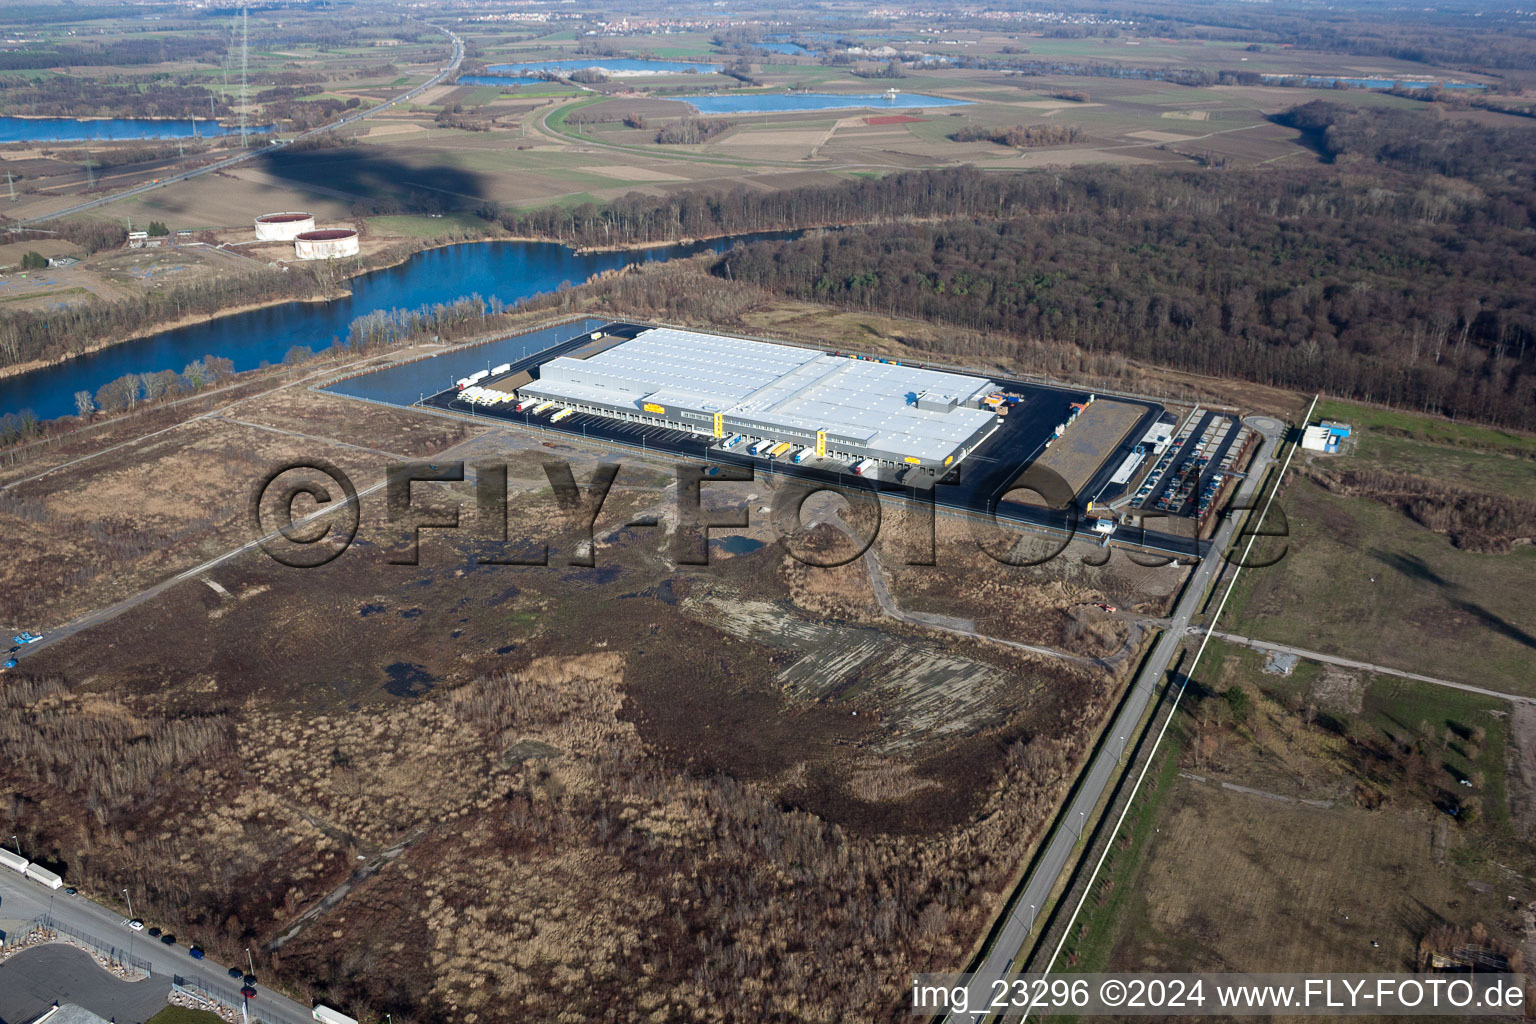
[722, 434, 881, 475]
[456, 385, 517, 407]
[455, 364, 513, 390]
[0, 845, 63, 889]
[495, 397, 894, 477]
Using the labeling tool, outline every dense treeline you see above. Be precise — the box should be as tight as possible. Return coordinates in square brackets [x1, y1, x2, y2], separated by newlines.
[950, 123, 1086, 148]
[0, 77, 229, 120]
[1276, 100, 1536, 178]
[715, 211, 1535, 429]
[0, 259, 352, 370]
[587, 102, 1536, 431]
[655, 117, 732, 145]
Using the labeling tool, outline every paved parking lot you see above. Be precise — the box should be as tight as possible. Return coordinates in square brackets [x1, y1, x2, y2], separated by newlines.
[0, 944, 170, 1024]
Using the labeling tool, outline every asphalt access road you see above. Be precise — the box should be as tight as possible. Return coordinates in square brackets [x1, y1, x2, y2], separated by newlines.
[0, 873, 314, 1024]
[941, 413, 1286, 1023]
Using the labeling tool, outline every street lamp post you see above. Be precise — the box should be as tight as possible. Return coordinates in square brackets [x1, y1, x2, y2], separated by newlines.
[123, 888, 134, 918]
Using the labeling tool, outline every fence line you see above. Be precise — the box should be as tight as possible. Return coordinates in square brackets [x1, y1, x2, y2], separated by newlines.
[25, 914, 285, 1023]
[22, 915, 153, 974]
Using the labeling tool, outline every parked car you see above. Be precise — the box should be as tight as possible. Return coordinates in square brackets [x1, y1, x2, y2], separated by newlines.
[228, 967, 243, 979]
[160, 933, 176, 945]
[147, 927, 161, 937]
[127, 919, 144, 931]
[189, 947, 205, 960]
[63, 887, 76, 895]
[240, 986, 258, 1000]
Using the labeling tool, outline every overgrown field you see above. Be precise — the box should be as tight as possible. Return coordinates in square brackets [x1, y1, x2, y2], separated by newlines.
[1062, 640, 1535, 986]
[0, 372, 1140, 1022]
[1225, 399, 1536, 695]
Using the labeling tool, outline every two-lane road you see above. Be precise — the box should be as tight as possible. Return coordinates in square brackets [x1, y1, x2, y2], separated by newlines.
[943, 413, 1289, 1021]
[0, 871, 316, 1024]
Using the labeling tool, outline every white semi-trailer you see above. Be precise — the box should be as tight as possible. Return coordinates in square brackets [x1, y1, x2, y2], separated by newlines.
[313, 1006, 358, 1024]
[853, 459, 877, 476]
[0, 848, 26, 873]
[25, 863, 62, 889]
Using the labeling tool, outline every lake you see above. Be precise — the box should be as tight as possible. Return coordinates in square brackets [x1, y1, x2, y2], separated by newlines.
[0, 234, 788, 421]
[677, 92, 971, 114]
[486, 58, 720, 76]
[0, 117, 260, 143]
[454, 75, 546, 88]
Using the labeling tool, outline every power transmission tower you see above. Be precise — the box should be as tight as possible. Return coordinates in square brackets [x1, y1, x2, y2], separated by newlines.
[239, 6, 249, 147]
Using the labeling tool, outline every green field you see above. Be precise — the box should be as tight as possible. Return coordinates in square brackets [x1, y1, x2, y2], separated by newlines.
[147, 1007, 224, 1024]
[1062, 639, 1529, 987]
[1227, 475, 1536, 695]
[1315, 398, 1536, 458]
[1218, 396, 1536, 695]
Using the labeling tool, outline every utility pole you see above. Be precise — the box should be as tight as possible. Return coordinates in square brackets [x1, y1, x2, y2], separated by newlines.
[122, 887, 134, 918]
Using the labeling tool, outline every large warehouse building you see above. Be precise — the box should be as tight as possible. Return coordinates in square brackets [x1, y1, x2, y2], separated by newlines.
[514, 327, 1001, 471]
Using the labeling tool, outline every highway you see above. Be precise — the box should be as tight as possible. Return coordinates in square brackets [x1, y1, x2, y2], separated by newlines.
[942, 412, 1289, 1022]
[12, 23, 463, 228]
[0, 871, 313, 1024]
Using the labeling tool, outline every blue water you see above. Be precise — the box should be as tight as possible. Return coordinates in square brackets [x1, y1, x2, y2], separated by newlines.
[753, 42, 810, 55]
[0, 234, 789, 421]
[679, 92, 970, 114]
[486, 58, 720, 76]
[1260, 74, 1487, 91]
[323, 319, 608, 407]
[455, 75, 546, 87]
[0, 116, 262, 142]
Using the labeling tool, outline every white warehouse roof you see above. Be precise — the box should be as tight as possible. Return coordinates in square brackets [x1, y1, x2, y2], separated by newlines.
[524, 327, 997, 463]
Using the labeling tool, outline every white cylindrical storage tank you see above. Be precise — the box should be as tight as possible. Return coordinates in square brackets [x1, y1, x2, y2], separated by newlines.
[255, 211, 316, 240]
[294, 228, 360, 260]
